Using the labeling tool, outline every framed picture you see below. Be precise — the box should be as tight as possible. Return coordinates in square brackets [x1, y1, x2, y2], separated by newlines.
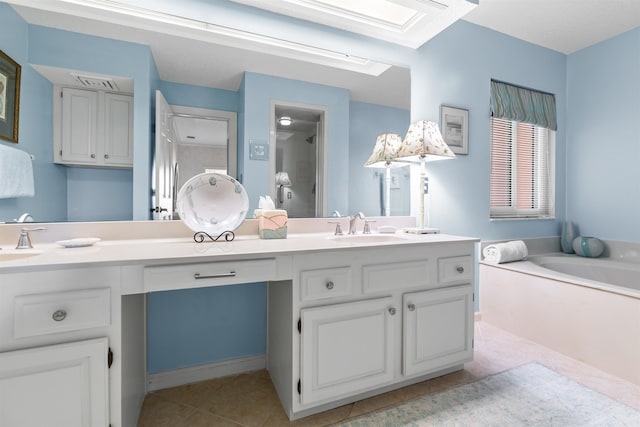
[440, 105, 468, 155]
[0, 49, 21, 143]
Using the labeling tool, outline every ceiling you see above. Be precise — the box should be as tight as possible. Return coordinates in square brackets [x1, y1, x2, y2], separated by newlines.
[8, 0, 640, 111]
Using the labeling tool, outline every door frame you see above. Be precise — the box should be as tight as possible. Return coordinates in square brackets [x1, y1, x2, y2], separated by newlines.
[269, 100, 328, 217]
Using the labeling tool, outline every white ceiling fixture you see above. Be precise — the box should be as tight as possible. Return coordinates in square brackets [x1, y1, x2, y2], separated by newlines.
[230, 0, 478, 48]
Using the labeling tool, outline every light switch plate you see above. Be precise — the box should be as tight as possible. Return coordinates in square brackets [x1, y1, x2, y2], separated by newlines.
[250, 140, 268, 160]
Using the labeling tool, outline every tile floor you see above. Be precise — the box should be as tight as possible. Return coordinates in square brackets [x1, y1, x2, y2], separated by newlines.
[137, 321, 640, 426]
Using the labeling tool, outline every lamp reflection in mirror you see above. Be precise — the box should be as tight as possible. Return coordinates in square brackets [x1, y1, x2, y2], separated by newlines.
[364, 133, 406, 216]
[396, 120, 455, 233]
[275, 171, 292, 205]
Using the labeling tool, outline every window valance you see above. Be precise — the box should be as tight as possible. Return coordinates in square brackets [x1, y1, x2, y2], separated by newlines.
[490, 80, 557, 130]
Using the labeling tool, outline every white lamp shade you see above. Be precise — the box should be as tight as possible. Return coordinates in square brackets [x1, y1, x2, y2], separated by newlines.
[364, 133, 406, 168]
[275, 171, 292, 186]
[397, 120, 455, 162]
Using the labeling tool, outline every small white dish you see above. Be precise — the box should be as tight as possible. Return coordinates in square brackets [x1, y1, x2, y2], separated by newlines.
[56, 237, 101, 248]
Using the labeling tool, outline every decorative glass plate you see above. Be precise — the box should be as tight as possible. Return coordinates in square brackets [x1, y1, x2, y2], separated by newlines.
[176, 172, 249, 235]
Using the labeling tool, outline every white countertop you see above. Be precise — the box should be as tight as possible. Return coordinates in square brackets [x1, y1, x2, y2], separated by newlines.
[0, 231, 479, 272]
[0, 217, 478, 272]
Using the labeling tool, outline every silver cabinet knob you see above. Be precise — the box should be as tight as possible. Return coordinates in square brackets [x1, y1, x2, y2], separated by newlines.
[104, 154, 109, 159]
[326, 281, 334, 290]
[388, 307, 396, 315]
[52, 309, 67, 322]
[90, 154, 96, 159]
[456, 266, 465, 273]
[407, 303, 416, 312]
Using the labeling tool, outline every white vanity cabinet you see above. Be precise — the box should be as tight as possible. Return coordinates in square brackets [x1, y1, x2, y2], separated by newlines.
[0, 266, 134, 427]
[268, 241, 476, 420]
[55, 87, 134, 168]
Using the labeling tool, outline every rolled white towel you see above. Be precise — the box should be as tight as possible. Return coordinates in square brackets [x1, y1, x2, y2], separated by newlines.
[482, 240, 528, 264]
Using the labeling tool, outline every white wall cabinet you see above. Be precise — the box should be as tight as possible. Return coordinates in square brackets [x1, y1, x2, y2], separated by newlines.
[0, 338, 109, 427]
[55, 87, 133, 168]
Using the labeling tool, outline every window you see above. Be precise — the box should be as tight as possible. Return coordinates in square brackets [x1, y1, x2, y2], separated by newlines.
[490, 118, 554, 219]
[489, 80, 556, 219]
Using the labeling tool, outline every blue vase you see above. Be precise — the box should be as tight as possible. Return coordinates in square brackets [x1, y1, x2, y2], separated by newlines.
[560, 221, 576, 254]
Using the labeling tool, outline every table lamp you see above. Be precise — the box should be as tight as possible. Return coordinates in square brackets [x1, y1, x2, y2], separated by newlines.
[396, 120, 455, 233]
[364, 133, 406, 216]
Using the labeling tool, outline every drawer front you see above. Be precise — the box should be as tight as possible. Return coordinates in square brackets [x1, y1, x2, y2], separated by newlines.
[300, 267, 352, 301]
[143, 258, 277, 292]
[438, 256, 473, 285]
[362, 260, 432, 294]
[14, 288, 111, 339]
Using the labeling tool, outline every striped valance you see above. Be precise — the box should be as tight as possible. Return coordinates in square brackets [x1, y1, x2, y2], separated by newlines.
[490, 80, 557, 130]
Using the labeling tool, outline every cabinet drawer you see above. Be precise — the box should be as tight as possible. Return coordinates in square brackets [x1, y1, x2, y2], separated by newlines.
[14, 288, 111, 339]
[300, 267, 352, 301]
[438, 256, 473, 285]
[363, 260, 432, 294]
[143, 258, 277, 292]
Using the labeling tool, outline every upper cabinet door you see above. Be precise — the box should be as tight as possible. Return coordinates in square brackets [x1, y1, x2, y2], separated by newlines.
[0, 337, 109, 427]
[61, 87, 99, 164]
[103, 93, 134, 166]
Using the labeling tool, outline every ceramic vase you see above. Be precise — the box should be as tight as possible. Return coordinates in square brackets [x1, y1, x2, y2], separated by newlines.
[560, 221, 576, 254]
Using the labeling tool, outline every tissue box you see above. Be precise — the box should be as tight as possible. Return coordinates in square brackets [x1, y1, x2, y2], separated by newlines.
[254, 209, 288, 239]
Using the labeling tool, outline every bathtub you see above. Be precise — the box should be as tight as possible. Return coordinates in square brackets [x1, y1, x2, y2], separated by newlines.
[479, 252, 640, 386]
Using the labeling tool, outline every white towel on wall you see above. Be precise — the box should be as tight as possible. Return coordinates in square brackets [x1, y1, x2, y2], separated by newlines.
[482, 240, 528, 264]
[0, 143, 35, 198]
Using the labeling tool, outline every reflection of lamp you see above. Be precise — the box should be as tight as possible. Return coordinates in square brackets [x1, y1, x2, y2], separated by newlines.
[364, 133, 406, 216]
[275, 171, 292, 205]
[396, 120, 455, 233]
[278, 116, 292, 126]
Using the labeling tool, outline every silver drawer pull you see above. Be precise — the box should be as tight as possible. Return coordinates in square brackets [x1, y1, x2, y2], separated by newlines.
[194, 272, 236, 280]
[52, 309, 67, 322]
[388, 307, 396, 316]
[407, 303, 416, 312]
[456, 266, 465, 273]
[326, 281, 334, 290]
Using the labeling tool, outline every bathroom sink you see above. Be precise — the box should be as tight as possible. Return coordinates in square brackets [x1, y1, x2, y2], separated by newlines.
[0, 250, 43, 262]
[330, 234, 409, 244]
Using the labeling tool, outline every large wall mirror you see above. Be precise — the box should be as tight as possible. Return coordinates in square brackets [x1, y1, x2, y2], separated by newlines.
[0, 0, 411, 223]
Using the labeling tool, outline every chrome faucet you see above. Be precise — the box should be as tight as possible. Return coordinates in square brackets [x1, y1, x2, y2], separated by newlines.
[348, 212, 365, 235]
[16, 213, 34, 223]
[16, 227, 46, 249]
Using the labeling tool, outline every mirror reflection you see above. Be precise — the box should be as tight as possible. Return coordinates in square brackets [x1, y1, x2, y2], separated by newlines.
[0, 1, 410, 223]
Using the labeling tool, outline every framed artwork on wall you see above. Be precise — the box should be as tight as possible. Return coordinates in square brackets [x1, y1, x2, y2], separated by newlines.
[440, 105, 468, 155]
[0, 49, 21, 143]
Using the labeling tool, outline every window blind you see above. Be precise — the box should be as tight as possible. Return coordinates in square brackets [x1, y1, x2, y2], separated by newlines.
[490, 80, 557, 130]
[490, 118, 552, 218]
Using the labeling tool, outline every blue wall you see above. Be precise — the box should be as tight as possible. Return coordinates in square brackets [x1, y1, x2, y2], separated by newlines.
[409, 20, 567, 240]
[147, 283, 266, 373]
[0, 4, 67, 222]
[349, 101, 410, 216]
[566, 28, 640, 243]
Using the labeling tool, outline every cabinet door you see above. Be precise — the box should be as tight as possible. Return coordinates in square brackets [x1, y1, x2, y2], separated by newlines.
[103, 93, 133, 166]
[61, 88, 98, 164]
[403, 285, 473, 376]
[300, 297, 395, 405]
[0, 337, 109, 427]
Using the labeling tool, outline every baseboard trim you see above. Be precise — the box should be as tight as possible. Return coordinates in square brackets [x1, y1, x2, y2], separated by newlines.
[147, 354, 266, 391]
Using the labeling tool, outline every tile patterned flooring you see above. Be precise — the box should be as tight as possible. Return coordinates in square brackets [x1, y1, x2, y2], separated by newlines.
[137, 321, 640, 426]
